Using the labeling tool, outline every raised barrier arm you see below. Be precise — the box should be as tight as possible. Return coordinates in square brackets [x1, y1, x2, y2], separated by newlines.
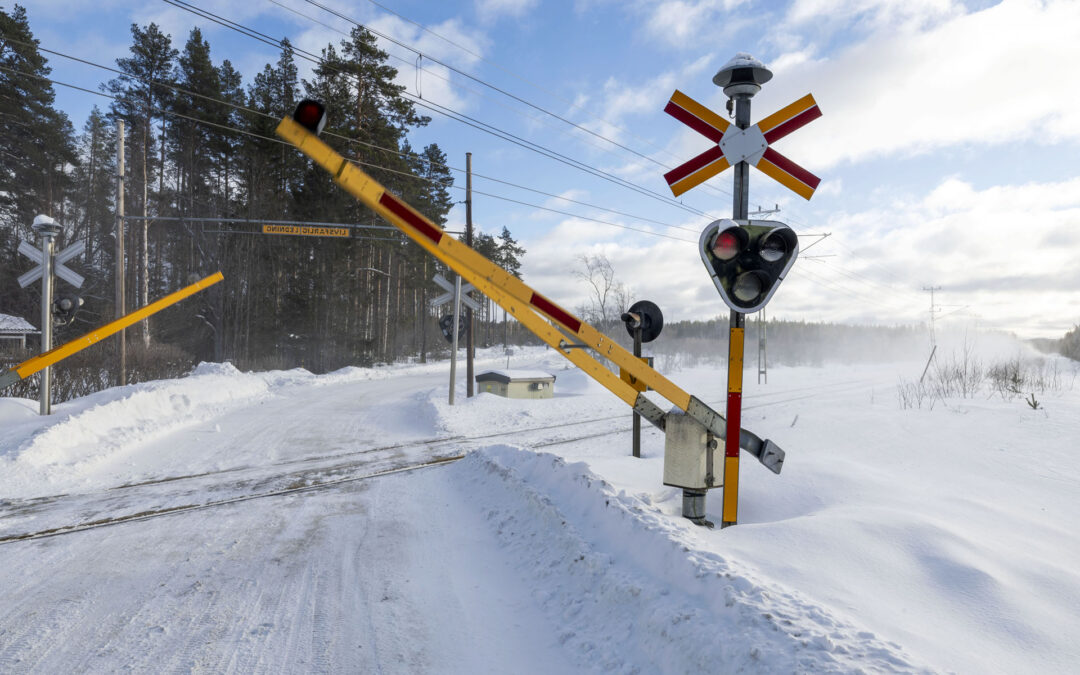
[275, 114, 783, 474]
[0, 272, 224, 391]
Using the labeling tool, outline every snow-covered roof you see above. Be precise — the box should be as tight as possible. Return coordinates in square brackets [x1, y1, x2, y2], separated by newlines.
[0, 313, 38, 334]
[475, 369, 556, 384]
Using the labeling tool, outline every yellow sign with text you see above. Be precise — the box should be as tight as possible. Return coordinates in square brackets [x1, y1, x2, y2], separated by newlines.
[262, 224, 350, 238]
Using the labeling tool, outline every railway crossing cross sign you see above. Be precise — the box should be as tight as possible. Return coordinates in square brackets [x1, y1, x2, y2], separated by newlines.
[429, 273, 481, 312]
[663, 90, 822, 199]
[17, 239, 85, 288]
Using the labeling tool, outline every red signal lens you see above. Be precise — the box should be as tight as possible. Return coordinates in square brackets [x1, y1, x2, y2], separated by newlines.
[711, 230, 740, 261]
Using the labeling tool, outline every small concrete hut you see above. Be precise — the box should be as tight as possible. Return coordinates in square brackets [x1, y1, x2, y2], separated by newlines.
[474, 370, 556, 399]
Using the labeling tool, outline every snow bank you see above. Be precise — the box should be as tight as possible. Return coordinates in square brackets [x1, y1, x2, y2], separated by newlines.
[0, 347, 552, 498]
[0, 363, 275, 494]
[452, 445, 928, 673]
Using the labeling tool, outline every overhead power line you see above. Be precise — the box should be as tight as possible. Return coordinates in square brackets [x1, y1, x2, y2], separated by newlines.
[289, 0, 738, 206]
[0, 64, 694, 243]
[298, 0, 667, 170]
[337, 0, 738, 206]
[265, 0, 632, 164]
[17, 38, 697, 234]
[160, 0, 723, 222]
[6, 64, 923, 302]
[21, 7, 931, 308]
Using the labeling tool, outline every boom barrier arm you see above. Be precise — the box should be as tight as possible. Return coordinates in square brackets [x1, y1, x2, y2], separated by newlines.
[0, 272, 224, 391]
[275, 116, 784, 474]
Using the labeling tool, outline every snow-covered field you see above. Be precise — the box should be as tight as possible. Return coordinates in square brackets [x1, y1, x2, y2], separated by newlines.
[1, 344, 1078, 673]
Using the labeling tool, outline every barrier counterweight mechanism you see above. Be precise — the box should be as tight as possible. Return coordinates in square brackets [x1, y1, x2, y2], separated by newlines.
[275, 101, 787, 524]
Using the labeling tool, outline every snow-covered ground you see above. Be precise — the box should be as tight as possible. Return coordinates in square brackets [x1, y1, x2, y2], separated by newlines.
[1, 344, 1078, 673]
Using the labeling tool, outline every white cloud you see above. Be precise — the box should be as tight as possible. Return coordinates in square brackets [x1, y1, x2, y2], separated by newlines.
[364, 14, 486, 113]
[640, 0, 753, 48]
[786, 0, 962, 33]
[755, 0, 1080, 168]
[475, 0, 540, 23]
[367, 14, 487, 69]
[793, 174, 1080, 336]
[542, 189, 591, 211]
[518, 174, 1080, 338]
[563, 54, 714, 168]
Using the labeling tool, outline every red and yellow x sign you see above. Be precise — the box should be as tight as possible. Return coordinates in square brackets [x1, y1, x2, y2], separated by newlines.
[664, 90, 822, 200]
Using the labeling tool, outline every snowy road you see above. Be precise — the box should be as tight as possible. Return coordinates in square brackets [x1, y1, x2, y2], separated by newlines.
[0, 362, 584, 672]
[0, 467, 585, 673]
[2, 347, 1079, 673]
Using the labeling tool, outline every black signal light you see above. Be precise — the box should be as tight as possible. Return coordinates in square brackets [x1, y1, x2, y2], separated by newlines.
[293, 99, 327, 135]
[699, 219, 799, 313]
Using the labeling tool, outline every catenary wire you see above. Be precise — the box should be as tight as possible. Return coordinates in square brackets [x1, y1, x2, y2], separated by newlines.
[346, 0, 736, 204]
[299, 0, 739, 207]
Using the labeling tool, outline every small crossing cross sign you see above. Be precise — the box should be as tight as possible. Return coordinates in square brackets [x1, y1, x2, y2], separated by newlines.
[17, 239, 85, 288]
[429, 273, 481, 312]
[663, 90, 822, 200]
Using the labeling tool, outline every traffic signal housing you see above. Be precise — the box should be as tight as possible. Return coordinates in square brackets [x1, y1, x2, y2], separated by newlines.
[438, 314, 467, 343]
[52, 294, 83, 325]
[699, 219, 798, 313]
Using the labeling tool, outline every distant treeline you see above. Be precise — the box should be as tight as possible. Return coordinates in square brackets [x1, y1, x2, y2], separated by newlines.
[609, 318, 929, 371]
[1033, 324, 1080, 363]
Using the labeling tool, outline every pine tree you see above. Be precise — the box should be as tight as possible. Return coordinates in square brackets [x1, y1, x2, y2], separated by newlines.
[497, 227, 525, 279]
[67, 106, 116, 329]
[104, 22, 177, 345]
[244, 40, 299, 219]
[0, 4, 77, 229]
[0, 4, 77, 326]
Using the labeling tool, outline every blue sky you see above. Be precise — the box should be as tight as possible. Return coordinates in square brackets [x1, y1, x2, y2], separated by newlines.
[25, 0, 1080, 339]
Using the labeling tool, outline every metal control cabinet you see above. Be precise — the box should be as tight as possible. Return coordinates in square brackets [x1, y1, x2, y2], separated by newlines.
[663, 410, 722, 490]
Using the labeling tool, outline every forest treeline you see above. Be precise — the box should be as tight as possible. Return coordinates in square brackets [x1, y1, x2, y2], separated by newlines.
[0, 4, 527, 394]
[2, 6, 1076, 405]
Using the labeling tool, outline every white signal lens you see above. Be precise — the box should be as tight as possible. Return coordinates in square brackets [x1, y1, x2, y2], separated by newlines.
[759, 233, 787, 262]
[732, 272, 763, 302]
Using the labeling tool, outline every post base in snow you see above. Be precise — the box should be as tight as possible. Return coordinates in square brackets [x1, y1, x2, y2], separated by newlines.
[682, 489, 713, 528]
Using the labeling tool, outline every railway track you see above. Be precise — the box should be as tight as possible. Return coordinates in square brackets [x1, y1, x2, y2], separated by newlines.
[0, 375, 883, 544]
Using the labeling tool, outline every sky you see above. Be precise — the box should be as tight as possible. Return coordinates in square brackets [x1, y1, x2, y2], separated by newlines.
[21, 0, 1080, 339]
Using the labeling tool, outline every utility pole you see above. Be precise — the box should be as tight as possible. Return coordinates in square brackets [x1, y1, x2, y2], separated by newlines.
[757, 308, 767, 384]
[115, 120, 126, 386]
[923, 285, 942, 347]
[465, 152, 474, 397]
[449, 274, 462, 405]
[751, 204, 777, 385]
